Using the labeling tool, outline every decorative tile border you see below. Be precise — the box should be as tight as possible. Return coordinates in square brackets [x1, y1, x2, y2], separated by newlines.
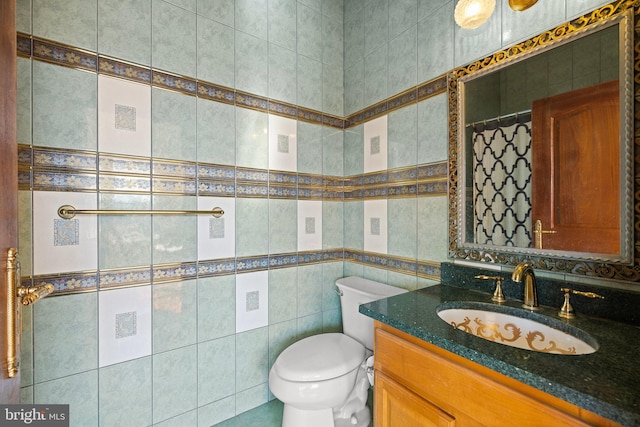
[345, 75, 448, 128]
[21, 145, 447, 199]
[27, 248, 436, 294]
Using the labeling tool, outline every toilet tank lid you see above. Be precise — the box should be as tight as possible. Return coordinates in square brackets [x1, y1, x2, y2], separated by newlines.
[336, 276, 408, 298]
[272, 333, 365, 382]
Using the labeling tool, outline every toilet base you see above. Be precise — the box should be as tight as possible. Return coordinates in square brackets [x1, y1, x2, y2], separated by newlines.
[281, 404, 371, 427]
[282, 405, 334, 427]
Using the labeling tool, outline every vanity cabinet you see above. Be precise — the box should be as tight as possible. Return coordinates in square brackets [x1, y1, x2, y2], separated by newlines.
[373, 321, 620, 427]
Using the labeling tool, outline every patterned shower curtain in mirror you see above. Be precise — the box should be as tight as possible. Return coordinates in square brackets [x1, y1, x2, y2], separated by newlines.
[472, 116, 532, 247]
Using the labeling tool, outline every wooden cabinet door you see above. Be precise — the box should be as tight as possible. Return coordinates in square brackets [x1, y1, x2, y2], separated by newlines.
[375, 371, 456, 427]
[531, 80, 620, 254]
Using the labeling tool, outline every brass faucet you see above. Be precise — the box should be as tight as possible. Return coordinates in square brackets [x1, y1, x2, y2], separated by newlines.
[512, 261, 539, 310]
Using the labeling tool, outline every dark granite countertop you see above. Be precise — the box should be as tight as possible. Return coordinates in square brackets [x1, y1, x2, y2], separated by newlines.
[360, 284, 640, 426]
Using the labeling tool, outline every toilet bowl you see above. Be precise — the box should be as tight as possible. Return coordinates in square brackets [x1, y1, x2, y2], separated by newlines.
[269, 276, 408, 427]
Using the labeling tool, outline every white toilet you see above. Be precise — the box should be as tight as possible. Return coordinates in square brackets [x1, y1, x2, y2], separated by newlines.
[269, 276, 408, 427]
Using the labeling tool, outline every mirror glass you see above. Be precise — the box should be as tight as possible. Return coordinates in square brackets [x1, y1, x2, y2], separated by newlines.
[449, 3, 636, 279]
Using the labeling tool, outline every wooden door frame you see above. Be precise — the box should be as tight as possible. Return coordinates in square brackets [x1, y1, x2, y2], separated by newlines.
[1, 0, 20, 402]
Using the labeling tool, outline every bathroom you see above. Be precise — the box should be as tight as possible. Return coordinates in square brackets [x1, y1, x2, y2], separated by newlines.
[2, 0, 632, 426]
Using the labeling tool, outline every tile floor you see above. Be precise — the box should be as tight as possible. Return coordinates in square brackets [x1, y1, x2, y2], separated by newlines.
[213, 399, 284, 427]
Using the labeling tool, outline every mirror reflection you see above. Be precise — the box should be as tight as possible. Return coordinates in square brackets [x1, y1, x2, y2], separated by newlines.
[453, 7, 633, 265]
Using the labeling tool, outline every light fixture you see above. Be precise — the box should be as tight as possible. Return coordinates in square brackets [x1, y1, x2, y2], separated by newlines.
[454, 0, 539, 30]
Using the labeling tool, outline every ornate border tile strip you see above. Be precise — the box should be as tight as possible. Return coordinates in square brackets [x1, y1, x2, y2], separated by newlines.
[198, 180, 236, 197]
[100, 267, 153, 289]
[236, 255, 271, 273]
[33, 170, 97, 191]
[152, 70, 197, 96]
[345, 75, 448, 128]
[197, 81, 236, 105]
[33, 146, 97, 171]
[31, 272, 98, 295]
[29, 248, 430, 295]
[269, 100, 299, 120]
[198, 258, 237, 277]
[99, 175, 151, 193]
[152, 176, 198, 195]
[298, 251, 326, 265]
[31, 36, 97, 72]
[99, 154, 151, 175]
[153, 159, 197, 178]
[17, 34, 346, 129]
[417, 261, 440, 280]
[153, 262, 198, 283]
[269, 253, 299, 269]
[99, 56, 152, 84]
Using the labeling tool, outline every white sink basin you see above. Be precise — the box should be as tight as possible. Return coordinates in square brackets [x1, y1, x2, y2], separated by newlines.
[437, 302, 598, 355]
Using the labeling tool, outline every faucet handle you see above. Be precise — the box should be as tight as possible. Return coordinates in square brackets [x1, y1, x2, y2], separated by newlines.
[558, 288, 605, 319]
[475, 275, 506, 303]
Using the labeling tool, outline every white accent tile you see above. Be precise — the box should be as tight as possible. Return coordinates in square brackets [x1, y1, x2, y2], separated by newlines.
[363, 115, 388, 173]
[33, 191, 97, 275]
[268, 114, 297, 171]
[98, 75, 151, 157]
[236, 271, 268, 333]
[197, 196, 235, 260]
[99, 285, 152, 367]
[297, 200, 322, 251]
[364, 199, 387, 254]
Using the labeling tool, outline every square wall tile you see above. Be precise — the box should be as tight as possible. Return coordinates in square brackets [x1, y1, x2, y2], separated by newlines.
[98, 0, 152, 66]
[236, 198, 269, 257]
[364, 199, 387, 254]
[152, 87, 197, 162]
[33, 0, 97, 51]
[99, 193, 152, 270]
[34, 371, 98, 425]
[268, 0, 297, 51]
[198, 335, 236, 406]
[236, 271, 269, 333]
[34, 292, 97, 383]
[198, 0, 234, 26]
[297, 121, 323, 175]
[198, 276, 236, 342]
[268, 115, 297, 172]
[363, 115, 388, 173]
[268, 268, 298, 324]
[17, 57, 31, 146]
[297, 200, 323, 251]
[198, 196, 235, 260]
[98, 75, 151, 157]
[33, 191, 97, 275]
[197, 15, 235, 88]
[99, 285, 152, 367]
[269, 199, 297, 254]
[197, 98, 236, 166]
[323, 127, 344, 176]
[152, 0, 197, 77]
[99, 357, 152, 427]
[153, 345, 198, 423]
[152, 195, 197, 264]
[235, 31, 269, 98]
[236, 327, 269, 391]
[33, 62, 97, 151]
[153, 280, 197, 353]
[236, 108, 269, 170]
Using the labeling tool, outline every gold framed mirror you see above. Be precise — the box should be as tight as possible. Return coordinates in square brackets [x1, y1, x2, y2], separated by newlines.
[448, 0, 639, 281]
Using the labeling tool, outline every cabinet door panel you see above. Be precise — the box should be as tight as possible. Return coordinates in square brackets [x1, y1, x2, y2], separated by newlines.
[375, 371, 455, 427]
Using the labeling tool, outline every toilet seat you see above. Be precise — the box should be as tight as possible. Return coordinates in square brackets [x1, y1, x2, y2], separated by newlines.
[272, 333, 366, 382]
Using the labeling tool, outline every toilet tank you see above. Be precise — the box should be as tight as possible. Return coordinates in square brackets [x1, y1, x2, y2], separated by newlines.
[336, 276, 408, 350]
